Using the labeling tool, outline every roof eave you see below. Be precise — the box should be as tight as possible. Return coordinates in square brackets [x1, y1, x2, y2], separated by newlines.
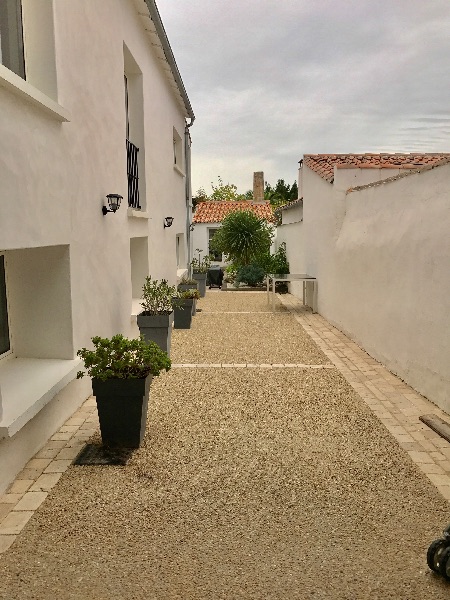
[142, 0, 195, 121]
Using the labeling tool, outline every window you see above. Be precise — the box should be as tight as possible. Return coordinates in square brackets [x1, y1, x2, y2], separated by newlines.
[0, 0, 25, 79]
[0, 255, 11, 356]
[208, 228, 222, 262]
[173, 127, 183, 174]
[124, 45, 146, 211]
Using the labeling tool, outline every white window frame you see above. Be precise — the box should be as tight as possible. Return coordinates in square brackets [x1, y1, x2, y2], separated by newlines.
[173, 127, 185, 176]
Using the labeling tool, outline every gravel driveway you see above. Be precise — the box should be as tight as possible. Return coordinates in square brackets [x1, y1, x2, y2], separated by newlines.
[0, 292, 448, 599]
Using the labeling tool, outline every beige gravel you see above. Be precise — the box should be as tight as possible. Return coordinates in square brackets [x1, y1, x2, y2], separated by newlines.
[0, 293, 449, 599]
[171, 312, 330, 364]
[197, 290, 287, 313]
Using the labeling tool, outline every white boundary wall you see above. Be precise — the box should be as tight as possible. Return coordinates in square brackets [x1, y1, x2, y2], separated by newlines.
[282, 163, 450, 412]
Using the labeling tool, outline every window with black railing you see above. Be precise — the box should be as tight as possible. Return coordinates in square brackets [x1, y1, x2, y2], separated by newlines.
[126, 138, 140, 209]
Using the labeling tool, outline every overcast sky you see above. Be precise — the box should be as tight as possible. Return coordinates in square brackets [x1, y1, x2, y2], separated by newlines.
[157, 0, 450, 195]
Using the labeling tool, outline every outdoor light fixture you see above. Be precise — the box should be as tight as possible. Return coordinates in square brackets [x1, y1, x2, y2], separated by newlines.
[164, 216, 174, 228]
[102, 194, 123, 215]
[189, 223, 195, 231]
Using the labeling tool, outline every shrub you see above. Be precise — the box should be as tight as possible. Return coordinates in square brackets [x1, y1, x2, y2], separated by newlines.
[191, 249, 212, 273]
[77, 334, 171, 381]
[140, 276, 178, 315]
[236, 264, 265, 287]
[209, 210, 273, 267]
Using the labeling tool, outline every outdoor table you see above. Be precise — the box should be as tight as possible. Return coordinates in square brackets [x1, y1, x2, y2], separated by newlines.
[266, 273, 317, 312]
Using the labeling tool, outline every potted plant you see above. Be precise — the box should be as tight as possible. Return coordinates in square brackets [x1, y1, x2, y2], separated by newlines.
[190, 248, 211, 297]
[77, 334, 171, 448]
[173, 289, 200, 329]
[177, 276, 199, 316]
[137, 276, 179, 356]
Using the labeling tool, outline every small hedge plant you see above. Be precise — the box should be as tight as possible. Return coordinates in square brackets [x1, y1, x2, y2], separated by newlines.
[236, 264, 265, 287]
[140, 276, 179, 315]
[77, 334, 171, 381]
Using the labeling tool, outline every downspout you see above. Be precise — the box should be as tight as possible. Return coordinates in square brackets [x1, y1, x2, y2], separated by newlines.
[185, 117, 195, 277]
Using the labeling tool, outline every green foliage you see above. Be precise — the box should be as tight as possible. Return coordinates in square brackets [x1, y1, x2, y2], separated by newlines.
[179, 289, 200, 300]
[194, 176, 252, 202]
[140, 276, 178, 315]
[256, 242, 290, 275]
[264, 179, 299, 208]
[209, 210, 273, 267]
[236, 264, 265, 287]
[77, 334, 171, 381]
[191, 249, 212, 273]
[178, 275, 197, 285]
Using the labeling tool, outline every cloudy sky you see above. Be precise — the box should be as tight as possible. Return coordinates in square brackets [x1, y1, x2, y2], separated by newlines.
[157, 0, 450, 195]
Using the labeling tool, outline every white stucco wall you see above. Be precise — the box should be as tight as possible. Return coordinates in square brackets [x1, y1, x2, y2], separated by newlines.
[293, 162, 450, 412]
[0, 0, 192, 490]
[191, 223, 225, 266]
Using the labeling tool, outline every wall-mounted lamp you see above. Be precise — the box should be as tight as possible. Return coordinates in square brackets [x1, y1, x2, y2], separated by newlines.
[164, 216, 174, 228]
[102, 194, 123, 215]
[189, 223, 195, 232]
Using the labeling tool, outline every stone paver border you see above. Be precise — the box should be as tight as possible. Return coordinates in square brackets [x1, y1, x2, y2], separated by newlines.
[1, 292, 449, 554]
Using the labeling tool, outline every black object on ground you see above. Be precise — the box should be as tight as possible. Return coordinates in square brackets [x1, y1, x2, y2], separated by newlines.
[73, 444, 134, 466]
[207, 266, 223, 288]
[427, 524, 450, 581]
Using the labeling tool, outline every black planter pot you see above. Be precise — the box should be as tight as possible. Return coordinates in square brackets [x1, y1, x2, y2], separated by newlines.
[137, 311, 174, 356]
[192, 273, 207, 297]
[174, 299, 194, 329]
[92, 376, 152, 448]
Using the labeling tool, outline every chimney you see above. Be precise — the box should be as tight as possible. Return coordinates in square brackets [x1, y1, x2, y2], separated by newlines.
[253, 171, 264, 203]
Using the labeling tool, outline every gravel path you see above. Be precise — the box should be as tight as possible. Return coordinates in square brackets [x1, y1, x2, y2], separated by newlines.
[0, 292, 448, 599]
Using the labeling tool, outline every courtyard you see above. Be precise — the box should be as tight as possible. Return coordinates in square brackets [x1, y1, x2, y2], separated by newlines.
[0, 291, 449, 599]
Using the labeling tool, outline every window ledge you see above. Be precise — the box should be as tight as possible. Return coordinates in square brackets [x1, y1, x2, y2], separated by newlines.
[173, 164, 186, 177]
[127, 208, 150, 219]
[0, 357, 81, 439]
[0, 64, 70, 122]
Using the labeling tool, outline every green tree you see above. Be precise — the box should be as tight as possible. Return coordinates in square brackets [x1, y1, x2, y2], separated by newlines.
[210, 210, 273, 267]
[264, 179, 299, 208]
[194, 176, 251, 202]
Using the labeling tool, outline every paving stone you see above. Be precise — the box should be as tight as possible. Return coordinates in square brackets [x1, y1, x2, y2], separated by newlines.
[0, 511, 33, 535]
[44, 460, 72, 474]
[0, 535, 16, 554]
[14, 492, 48, 511]
[7, 480, 33, 494]
[29, 473, 62, 492]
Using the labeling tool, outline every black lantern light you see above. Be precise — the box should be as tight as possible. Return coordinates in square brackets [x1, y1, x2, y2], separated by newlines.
[102, 194, 123, 215]
[164, 216, 174, 228]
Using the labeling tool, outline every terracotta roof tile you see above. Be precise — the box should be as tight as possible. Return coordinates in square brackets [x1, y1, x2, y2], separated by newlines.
[193, 201, 274, 223]
[304, 153, 450, 183]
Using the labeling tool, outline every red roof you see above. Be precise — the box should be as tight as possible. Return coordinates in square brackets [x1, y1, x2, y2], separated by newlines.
[304, 153, 450, 183]
[193, 201, 275, 223]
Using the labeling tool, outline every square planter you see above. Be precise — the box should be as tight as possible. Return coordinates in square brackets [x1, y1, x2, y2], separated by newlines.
[137, 311, 174, 356]
[174, 298, 194, 329]
[192, 273, 207, 297]
[92, 376, 152, 448]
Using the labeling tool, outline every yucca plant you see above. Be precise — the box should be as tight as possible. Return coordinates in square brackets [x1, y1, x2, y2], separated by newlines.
[209, 210, 273, 267]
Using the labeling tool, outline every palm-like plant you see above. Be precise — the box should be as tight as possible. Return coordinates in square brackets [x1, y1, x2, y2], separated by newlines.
[210, 210, 273, 267]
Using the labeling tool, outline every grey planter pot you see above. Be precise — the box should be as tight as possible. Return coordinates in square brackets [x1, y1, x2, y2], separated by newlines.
[92, 375, 152, 448]
[137, 312, 174, 356]
[174, 299, 194, 329]
[193, 273, 207, 297]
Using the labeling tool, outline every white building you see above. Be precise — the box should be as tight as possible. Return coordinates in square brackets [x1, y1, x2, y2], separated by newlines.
[191, 201, 275, 267]
[0, 0, 194, 491]
[278, 153, 450, 413]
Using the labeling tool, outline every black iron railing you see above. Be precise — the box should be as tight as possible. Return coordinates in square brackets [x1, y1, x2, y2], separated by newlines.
[126, 139, 140, 209]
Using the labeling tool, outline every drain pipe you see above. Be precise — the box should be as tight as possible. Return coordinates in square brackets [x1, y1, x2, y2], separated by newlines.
[185, 117, 195, 277]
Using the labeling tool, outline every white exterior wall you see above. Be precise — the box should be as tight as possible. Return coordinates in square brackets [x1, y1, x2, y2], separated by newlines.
[0, 0, 192, 491]
[291, 163, 450, 413]
[191, 223, 225, 266]
[276, 203, 305, 296]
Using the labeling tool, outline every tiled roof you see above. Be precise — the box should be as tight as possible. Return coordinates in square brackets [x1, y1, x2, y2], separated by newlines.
[193, 201, 275, 223]
[304, 153, 450, 183]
